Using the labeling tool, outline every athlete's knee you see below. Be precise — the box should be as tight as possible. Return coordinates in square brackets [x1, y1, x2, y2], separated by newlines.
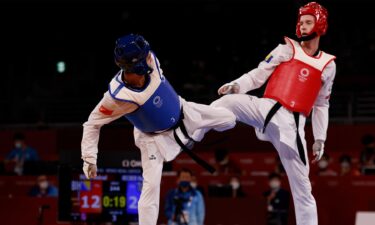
[294, 189, 316, 208]
[142, 180, 160, 195]
[138, 198, 156, 209]
[227, 110, 237, 124]
[138, 200, 158, 221]
[138, 183, 160, 209]
[221, 109, 237, 128]
[138, 195, 147, 209]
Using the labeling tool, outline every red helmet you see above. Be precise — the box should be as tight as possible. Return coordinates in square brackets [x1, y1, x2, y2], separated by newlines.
[296, 2, 328, 38]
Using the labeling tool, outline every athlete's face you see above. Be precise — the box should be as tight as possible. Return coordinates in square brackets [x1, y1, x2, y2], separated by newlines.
[299, 14, 316, 36]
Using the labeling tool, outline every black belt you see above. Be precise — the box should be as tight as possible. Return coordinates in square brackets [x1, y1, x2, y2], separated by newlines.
[172, 109, 216, 174]
[262, 102, 307, 166]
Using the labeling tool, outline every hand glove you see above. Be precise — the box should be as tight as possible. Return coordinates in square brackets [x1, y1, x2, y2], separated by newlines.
[312, 140, 325, 163]
[83, 161, 97, 179]
[217, 82, 240, 95]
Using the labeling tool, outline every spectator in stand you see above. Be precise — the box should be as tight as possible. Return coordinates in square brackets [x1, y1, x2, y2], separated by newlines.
[28, 174, 58, 197]
[339, 154, 360, 176]
[213, 148, 242, 175]
[359, 134, 375, 173]
[5, 132, 40, 175]
[263, 172, 290, 225]
[229, 176, 246, 198]
[316, 153, 338, 176]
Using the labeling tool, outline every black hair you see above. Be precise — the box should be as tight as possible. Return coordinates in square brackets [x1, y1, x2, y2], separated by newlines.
[268, 172, 281, 180]
[339, 155, 352, 164]
[214, 148, 228, 162]
[322, 153, 330, 160]
[361, 134, 375, 146]
[177, 168, 193, 177]
[13, 132, 25, 141]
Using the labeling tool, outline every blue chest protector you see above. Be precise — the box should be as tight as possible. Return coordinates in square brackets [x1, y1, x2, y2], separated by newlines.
[108, 54, 181, 133]
[125, 78, 181, 132]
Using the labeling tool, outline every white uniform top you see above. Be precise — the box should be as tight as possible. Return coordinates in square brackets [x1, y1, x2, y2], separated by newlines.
[233, 42, 336, 142]
[81, 55, 163, 164]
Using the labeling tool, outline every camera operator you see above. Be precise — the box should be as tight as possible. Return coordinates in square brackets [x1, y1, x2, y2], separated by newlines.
[165, 168, 205, 225]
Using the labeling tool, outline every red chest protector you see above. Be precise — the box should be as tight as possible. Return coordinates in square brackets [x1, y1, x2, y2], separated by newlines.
[264, 37, 335, 116]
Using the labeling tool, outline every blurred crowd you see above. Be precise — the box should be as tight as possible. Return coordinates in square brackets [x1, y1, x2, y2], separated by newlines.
[1, 131, 375, 224]
[0, 132, 59, 198]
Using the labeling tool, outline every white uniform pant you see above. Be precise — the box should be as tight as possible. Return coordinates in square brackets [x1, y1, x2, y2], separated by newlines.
[213, 94, 318, 225]
[134, 97, 236, 225]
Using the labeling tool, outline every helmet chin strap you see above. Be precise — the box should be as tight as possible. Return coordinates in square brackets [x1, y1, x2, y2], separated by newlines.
[297, 32, 317, 42]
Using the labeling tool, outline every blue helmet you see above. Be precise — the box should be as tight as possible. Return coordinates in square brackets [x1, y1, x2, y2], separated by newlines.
[114, 34, 153, 76]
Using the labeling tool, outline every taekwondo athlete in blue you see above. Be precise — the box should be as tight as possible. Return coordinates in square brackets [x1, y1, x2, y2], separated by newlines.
[108, 51, 181, 133]
[81, 34, 236, 225]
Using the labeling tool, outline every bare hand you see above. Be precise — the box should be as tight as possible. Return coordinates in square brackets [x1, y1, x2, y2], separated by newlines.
[83, 161, 97, 179]
[217, 82, 240, 95]
[312, 140, 325, 163]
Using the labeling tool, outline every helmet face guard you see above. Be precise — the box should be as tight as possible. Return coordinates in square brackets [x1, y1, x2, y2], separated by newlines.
[114, 34, 153, 76]
[296, 2, 328, 38]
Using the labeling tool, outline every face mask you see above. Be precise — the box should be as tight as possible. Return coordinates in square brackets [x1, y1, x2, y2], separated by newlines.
[190, 182, 197, 188]
[39, 181, 48, 189]
[230, 181, 240, 190]
[15, 142, 22, 149]
[179, 181, 190, 188]
[318, 160, 328, 169]
[270, 180, 281, 189]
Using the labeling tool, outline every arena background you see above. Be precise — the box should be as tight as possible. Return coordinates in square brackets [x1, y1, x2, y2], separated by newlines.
[1, 0, 375, 224]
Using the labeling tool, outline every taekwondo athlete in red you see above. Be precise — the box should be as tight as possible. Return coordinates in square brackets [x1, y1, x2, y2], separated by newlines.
[81, 34, 236, 225]
[215, 2, 335, 225]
